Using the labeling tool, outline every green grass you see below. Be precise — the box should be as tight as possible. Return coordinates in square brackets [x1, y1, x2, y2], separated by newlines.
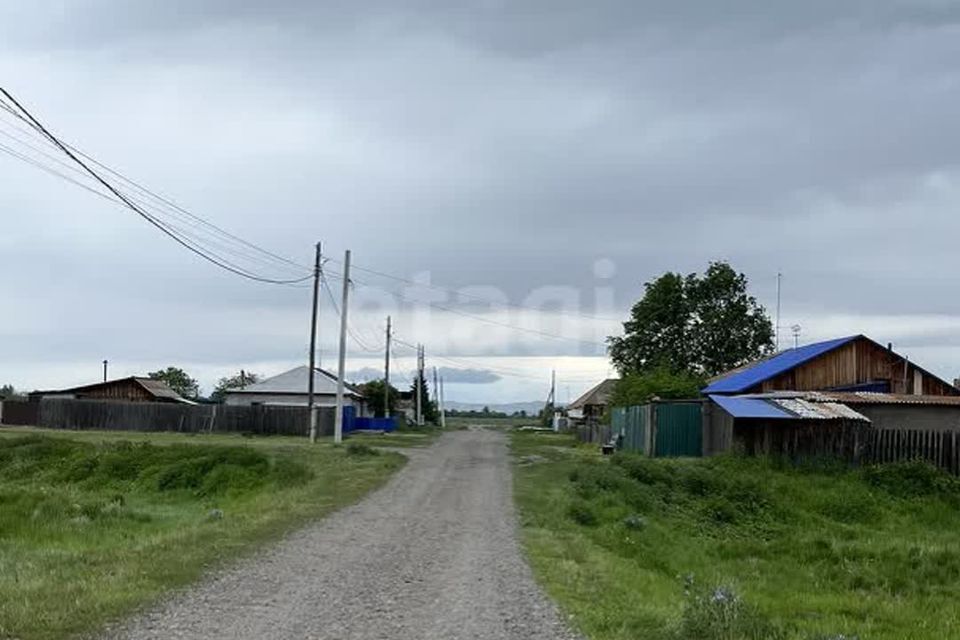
[512, 430, 960, 640]
[0, 427, 404, 640]
[346, 427, 442, 448]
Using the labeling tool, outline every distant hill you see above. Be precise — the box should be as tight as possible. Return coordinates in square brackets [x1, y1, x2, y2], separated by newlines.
[443, 400, 549, 415]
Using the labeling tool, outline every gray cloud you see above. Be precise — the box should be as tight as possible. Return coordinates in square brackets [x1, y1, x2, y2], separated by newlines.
[3, 1, 960, 394]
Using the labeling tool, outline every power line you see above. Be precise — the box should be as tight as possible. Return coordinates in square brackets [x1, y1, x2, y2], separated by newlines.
[0, 88, 313, 286]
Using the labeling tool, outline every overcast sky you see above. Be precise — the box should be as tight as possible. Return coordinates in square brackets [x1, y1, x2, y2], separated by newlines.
[3, 1, 960, 402]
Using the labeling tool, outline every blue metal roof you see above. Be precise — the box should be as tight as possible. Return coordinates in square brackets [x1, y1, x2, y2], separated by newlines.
[709, 394, 794, 419]
[703, 335, 860, 394]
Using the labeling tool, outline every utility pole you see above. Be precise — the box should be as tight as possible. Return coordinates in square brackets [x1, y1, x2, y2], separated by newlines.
[333, 249, 352, 444]
[308, 241, 322, 443]
[415, 344, 423, 427]
[433, 366, 439, 426]
[439, 374, 446, 429]
[776, 272, 782, 351]
[384, 315, 391, 418]
[102, 360, 108, 382]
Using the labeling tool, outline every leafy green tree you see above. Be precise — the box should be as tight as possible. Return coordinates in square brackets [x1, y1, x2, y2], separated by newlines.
[608, 261, 773, 378]
[210, 371, 262, 403]
[148, 367, 200, 399]
[358, 378, 401, 418]
[610, 367, 705, 407]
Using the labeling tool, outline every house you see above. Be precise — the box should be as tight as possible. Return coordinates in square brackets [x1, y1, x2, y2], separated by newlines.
[568, 378, 619, 423]
[703, 335, 959, 397]
[703, 335, 960, 458]
[223, 366, 366, 415]
[29, 376, 194, 404]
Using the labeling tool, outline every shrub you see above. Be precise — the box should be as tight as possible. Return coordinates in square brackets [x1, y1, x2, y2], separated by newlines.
[345, 442, 379, 457]
[863, 460, 960, 498]
[568, 500, 599, 526]
[675, 578, 786, 640]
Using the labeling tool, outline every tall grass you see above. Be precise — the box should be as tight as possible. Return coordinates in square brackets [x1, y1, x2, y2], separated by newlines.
[0, 432, 404, 640]
[512, 431, 960, 640]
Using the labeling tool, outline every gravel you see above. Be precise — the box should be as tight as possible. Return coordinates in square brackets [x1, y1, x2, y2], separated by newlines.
[102, 428, 580, 640]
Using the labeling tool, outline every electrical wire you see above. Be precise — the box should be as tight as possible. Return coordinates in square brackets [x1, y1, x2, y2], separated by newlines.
[0, 88, 313, 285]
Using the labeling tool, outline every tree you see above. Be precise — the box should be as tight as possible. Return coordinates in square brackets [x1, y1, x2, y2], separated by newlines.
[358, 378, 401, 418]
[148, 367, 200, 399]
[610, 367, 705, 407]
[0, 384, 24, 401]
[410, 371, 438, 424]
[608, 261, 774, 378]
[210, 371, 262, 403]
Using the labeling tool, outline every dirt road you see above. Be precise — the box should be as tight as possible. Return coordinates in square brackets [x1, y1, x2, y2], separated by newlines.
[103, 428, 578, 640]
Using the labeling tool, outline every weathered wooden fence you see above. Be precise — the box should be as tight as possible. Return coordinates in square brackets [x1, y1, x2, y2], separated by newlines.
[869, 428, 960, 475]
[0, 400, 40, 426]
[1, 398, 336, 437]
[577, 421, 612, 445]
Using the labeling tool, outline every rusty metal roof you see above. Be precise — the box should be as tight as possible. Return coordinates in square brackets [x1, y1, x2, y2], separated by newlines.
[811, 392, 960, 406]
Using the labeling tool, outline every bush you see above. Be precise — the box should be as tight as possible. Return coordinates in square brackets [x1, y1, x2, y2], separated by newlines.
[863, 460, 960, 498]
[345, 442, 379, 457]
[675, 578, 786, 640]
[568, 500, 599, 526]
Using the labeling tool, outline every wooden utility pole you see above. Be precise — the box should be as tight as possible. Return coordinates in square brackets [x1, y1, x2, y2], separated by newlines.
[432, 366, 439, 426]
[308, 241, 322, 443]
[333, 249, 352, 444]
[384, 315, 391, 418]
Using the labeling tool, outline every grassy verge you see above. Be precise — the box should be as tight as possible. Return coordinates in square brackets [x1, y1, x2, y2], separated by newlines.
[346, 427, 442, 448]
[512, 430, 960, 640]
[0, 427, 404, 640]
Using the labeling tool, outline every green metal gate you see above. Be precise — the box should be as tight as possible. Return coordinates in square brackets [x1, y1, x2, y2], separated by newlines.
[654, 402, 702, 457]
[612, 405, 648, 453]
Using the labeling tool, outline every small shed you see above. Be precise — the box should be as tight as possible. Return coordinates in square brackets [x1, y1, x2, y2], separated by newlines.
[705, 393, 872, 459]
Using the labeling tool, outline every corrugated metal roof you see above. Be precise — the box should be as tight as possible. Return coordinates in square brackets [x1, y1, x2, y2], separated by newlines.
[710, 393, 870, 422]
[813, 392, 960, 406]
[702, 335, 860, 394]
[225, 366, 363, 398]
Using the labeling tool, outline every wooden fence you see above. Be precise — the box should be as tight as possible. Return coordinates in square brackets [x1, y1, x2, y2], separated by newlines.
[869, 428, 960, 476]
[0, 400, 40, 426]
[1, 398, 336, 437]
[577, 421, 612, 445]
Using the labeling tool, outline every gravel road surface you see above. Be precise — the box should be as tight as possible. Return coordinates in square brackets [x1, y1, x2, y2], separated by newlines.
[103, 428, 578, 640]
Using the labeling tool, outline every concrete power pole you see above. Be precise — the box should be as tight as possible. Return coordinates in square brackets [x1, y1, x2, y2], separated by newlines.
[334, 249, 352, 444]
[308, 241, 322, 443]
[415, 344, 423, 427]
[439, 374, 446, 429]
[384, 315, 391, 418]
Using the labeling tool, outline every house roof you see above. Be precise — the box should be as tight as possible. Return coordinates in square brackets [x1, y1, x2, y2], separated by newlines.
[224, 366, 364, 399]
[703, 335, 861, 394]
[710, 393, 869, 422]
[813, 392, 960, 406]
[568, 379, 618, 410]
[34, 376, 193, 404]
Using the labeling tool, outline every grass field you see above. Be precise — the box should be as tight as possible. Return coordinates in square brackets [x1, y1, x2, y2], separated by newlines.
[512, 431, 960, 640]
[0, 427, 405, 640]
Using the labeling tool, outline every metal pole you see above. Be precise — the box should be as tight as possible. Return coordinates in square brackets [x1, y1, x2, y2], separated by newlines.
[103, 360, 108, 382]
[384, 315, 391, 418]
[308, 241, 322, 443]
[334, 249, 351, 444]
